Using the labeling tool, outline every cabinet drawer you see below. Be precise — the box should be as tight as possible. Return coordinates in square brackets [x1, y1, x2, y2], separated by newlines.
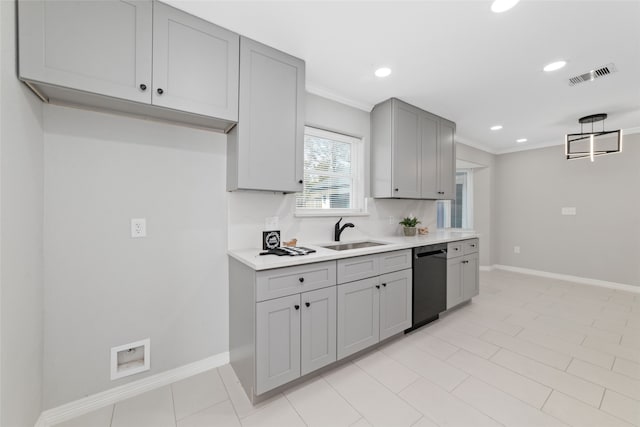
[463, 239, 479, 255]
[379, 250, 412, 274]
[447, 242, 463, 258]
[256, 261, 336, 302]
[337, 254, 379, 284]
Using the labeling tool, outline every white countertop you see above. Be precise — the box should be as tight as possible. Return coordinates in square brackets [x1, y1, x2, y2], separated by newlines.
[228, 230, 480, 270]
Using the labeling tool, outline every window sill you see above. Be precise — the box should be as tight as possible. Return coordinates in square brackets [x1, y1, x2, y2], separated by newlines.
[294, 210, 370, 218]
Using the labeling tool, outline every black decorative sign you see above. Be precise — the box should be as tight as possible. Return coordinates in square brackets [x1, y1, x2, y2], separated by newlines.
[262, 230, 281, 250]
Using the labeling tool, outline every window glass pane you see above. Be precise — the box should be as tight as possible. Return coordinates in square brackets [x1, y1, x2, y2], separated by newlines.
[303, 136, 352, 175]
[296, 174, 352, 209]
[296, 128, 361, 212]
[438, 170, 472, 229]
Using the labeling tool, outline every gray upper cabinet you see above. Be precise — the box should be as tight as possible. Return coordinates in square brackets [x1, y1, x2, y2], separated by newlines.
[227, 37, 305, 193]
[18, 0, 153, 103]
[438, 119, 456, 199]
[419, 112, 440, 199]
[152, 1, 238, 120]
[371, 98, 456, 199]
[18, 0, 239, 131]
[392, 102, 422, 198]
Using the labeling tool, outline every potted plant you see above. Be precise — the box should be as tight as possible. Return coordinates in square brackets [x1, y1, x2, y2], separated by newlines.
[399, 216, 421, 236]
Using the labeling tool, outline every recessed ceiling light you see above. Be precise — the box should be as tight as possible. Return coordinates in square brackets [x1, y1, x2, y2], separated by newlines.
[374, 67, 392, 78]
[543, 61, 567, 72]
[491, 0, 520, 13]
[516, 138, 527, 143]
[490, 125, 503, 131]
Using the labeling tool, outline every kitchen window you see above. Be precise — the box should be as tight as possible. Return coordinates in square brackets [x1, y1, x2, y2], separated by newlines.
[295, 126, 366, 216]
[437, 169, 473, 229]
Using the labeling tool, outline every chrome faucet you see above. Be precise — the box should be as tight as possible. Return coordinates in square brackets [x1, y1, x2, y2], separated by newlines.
[334, 217, 355, 242]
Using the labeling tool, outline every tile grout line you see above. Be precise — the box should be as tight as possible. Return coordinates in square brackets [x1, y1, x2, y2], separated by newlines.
[320, 364, 366, 422]
[169, 383, 178, 427]
[281, 393, 309, 427]
[216, 368, 243, 423]
[109, 404, 115, 427]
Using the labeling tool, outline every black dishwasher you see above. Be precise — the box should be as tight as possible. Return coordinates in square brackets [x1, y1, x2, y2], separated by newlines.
[406, 243, 448, 332]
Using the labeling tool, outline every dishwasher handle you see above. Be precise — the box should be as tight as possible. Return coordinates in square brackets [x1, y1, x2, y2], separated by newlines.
[416, 249, 446, 258]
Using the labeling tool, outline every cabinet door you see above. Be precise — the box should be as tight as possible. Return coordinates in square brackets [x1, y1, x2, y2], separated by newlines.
[18, 0, 152, 103]
[337, 277, 380, 359]
[462, 253, 479, 301]
[256, 295, 301, 394]
[446, 257, 464, 309]
[392, 100, 422, 198]
[420, 112, 440, 199]
[236, 37, 305, 192]
[301, 287, 337, 376]
[438, 119, 456, 199]
[152, 2, 239, 120]
[379, 270, 412, 340]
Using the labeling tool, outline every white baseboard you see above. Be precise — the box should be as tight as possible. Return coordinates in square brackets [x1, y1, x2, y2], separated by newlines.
[35, 351, 229, 427]
[479, 265, 494, 272]
[492, 264, 640, 294]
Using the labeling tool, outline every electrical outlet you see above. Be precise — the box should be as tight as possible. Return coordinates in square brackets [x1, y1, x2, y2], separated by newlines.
[265, 216, 279, 230]
[388, 216, 397, 225]
[514, 246, 520, 254]
[561, 207, 577, 215]
[131, 218, 146, 238]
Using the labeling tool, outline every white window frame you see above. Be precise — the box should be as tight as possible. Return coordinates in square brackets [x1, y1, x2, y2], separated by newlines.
[295, 126, 367, 217]
[437, 169, 474, 230]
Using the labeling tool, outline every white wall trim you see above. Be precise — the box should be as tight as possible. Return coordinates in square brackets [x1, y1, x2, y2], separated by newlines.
[34, 351, 229, 427]
[492, 265, 640, 294]
[305, 84, 373, 112]
[479, 265, 494, 272]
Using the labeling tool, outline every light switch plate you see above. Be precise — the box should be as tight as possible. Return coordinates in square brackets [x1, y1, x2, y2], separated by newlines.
[561, 207, 577, 216]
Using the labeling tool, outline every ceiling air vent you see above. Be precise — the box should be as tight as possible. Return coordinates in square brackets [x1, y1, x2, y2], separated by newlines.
[569, 63, 617, 86]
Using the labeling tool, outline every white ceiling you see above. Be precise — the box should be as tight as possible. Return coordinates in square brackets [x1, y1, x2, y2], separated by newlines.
[167, 0, 640, 154]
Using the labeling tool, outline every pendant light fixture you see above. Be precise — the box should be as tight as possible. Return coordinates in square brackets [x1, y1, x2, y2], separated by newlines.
[565, 113, 622, 162]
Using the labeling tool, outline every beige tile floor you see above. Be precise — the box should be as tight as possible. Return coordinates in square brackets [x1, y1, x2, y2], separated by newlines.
[56, 270, 640, 427]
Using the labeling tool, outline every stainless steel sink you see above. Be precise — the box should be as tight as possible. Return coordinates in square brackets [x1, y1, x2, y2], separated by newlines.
[321, 241, 387, 251]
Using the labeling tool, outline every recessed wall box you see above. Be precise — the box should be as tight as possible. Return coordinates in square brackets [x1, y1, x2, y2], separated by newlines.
[110, 338, 150, 380]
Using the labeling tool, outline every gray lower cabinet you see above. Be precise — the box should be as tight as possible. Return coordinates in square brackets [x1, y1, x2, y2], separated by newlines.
[462, 252, 479, 301]
[227, 36, 305, 192]
[18, 0, 239, 130]
[229, 258, 336, 400]
[255, 286, 337, 393]
[379, 269, 413, 340]
[446, 239, 479, 309]
[230, 249, 412, 401]
[301, 287, 337, 376]
[255, 294, 301, 395]
[337, 277, 380, 359]
[336, 250, 412, 360]
[255, 286, 336, 394]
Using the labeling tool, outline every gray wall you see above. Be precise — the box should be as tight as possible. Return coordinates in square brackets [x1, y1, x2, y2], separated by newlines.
[457, 143, 495, 266]
[494, 134, 640, 286]
[42, 105, 229, 408]
[1, 1, 45, 425]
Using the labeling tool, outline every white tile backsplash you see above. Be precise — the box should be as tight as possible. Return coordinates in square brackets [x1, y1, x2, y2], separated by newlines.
[228, 192, 437, 249]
